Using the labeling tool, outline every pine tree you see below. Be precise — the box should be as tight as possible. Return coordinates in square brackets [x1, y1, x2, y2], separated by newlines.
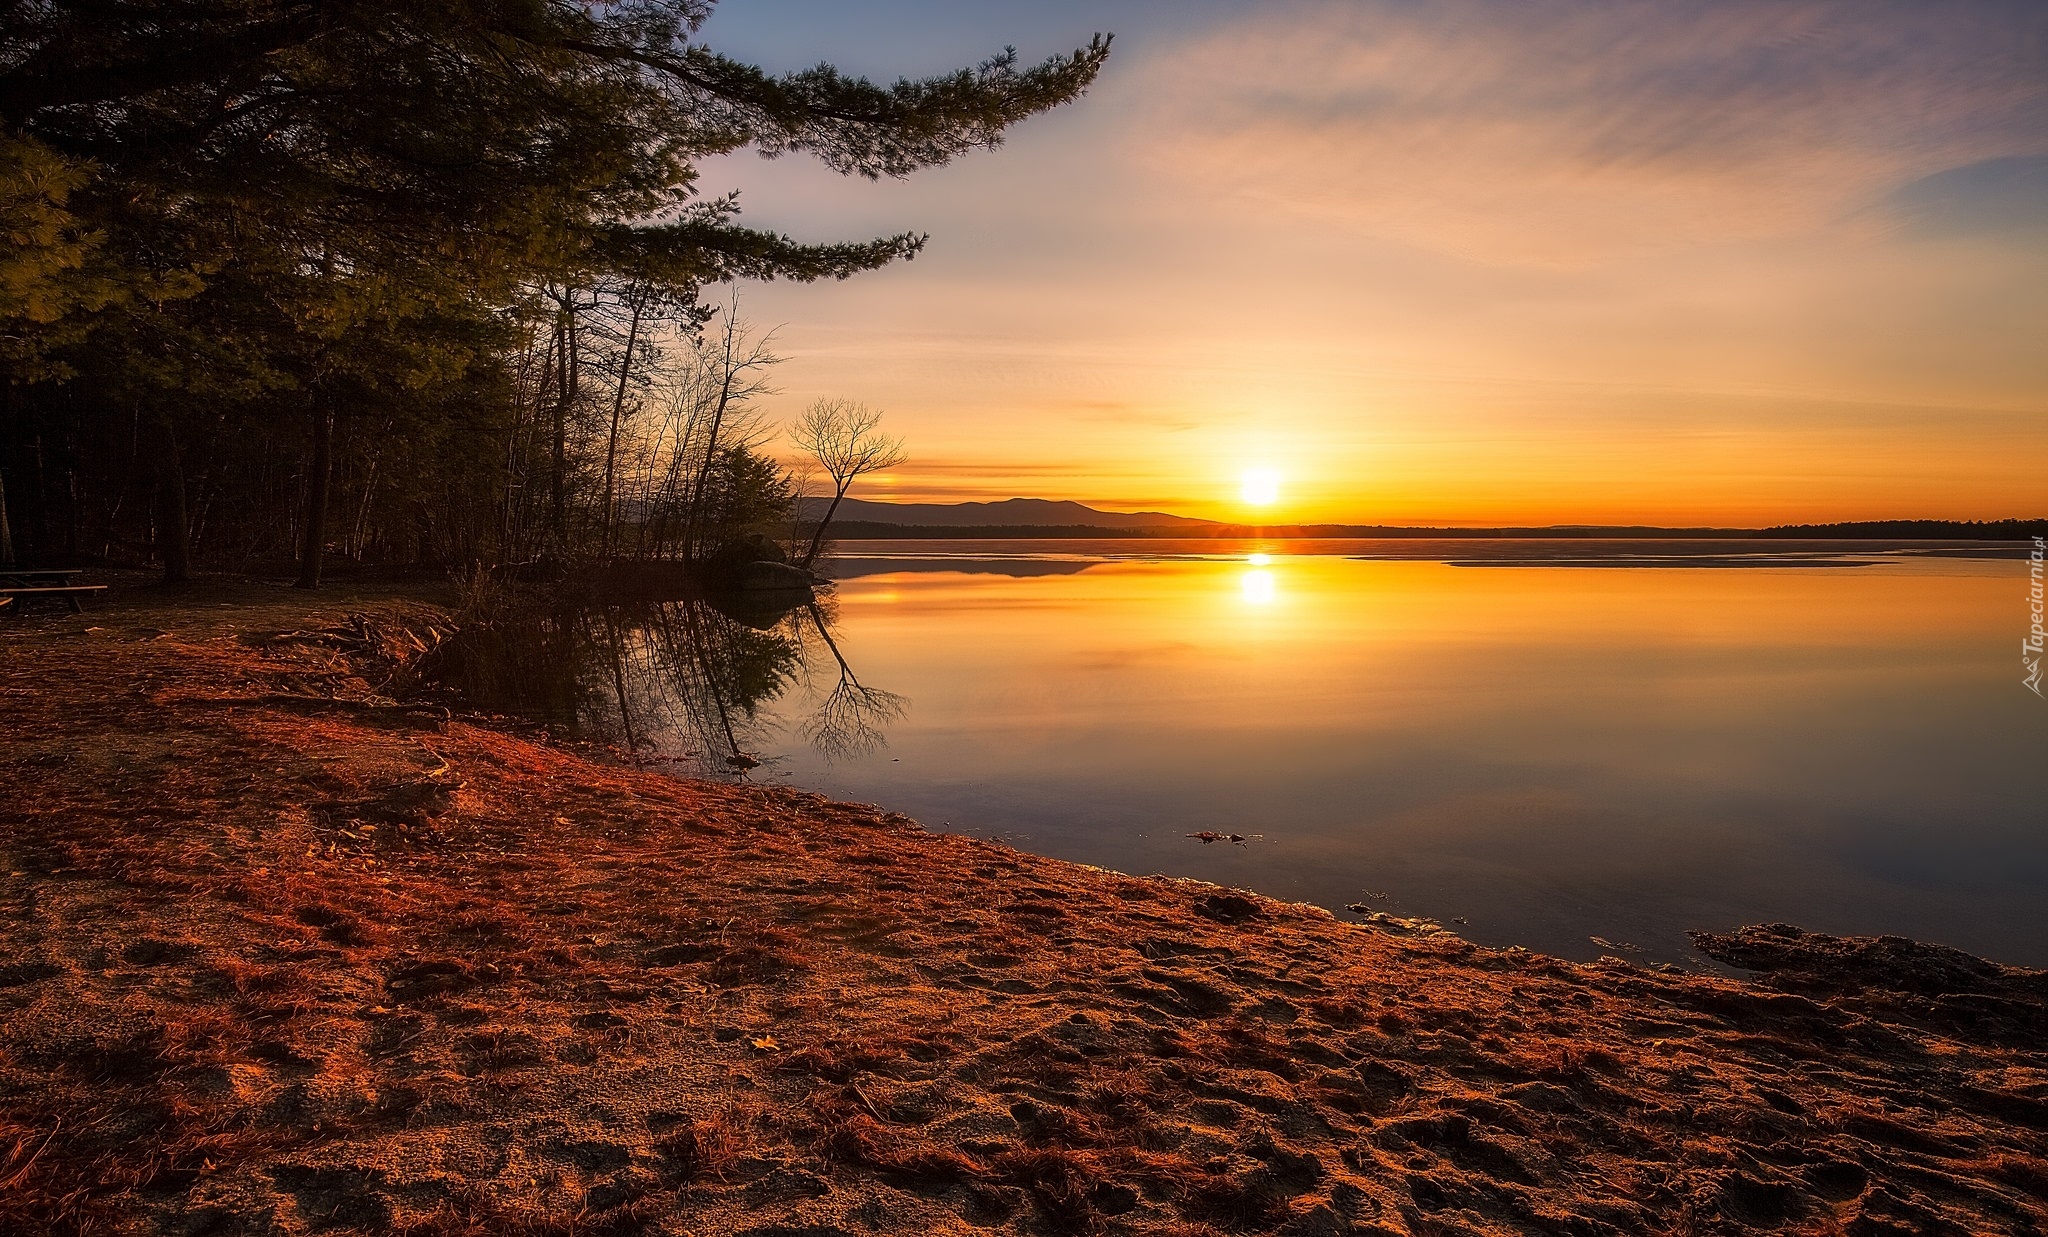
[0, 2, 1112, 580]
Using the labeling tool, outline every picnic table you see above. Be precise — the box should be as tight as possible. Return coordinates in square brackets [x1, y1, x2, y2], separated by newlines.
[0, 568, 107, 614]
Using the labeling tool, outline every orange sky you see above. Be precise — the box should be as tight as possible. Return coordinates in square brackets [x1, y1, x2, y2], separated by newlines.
[696, 1, 2048, 526]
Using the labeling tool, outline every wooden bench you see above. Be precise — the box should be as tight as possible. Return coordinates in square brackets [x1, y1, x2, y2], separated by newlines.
[0, 584, 107, 615]
[0, 568, 79, 587]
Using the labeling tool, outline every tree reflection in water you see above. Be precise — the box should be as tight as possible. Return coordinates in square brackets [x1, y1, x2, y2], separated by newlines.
[429, 590, 902, 778]
[796, 602, 908, 762]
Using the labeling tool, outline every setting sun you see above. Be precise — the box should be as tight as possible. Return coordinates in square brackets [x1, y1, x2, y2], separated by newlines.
[1241, 468, 1282, 508]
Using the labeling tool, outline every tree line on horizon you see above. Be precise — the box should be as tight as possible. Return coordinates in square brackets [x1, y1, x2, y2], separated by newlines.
[1753, 519, 2048, 541]
[0, 2, 1109, 584]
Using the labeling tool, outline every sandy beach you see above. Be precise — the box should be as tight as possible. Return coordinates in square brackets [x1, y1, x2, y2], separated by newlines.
[3, 585, 2044, 1236]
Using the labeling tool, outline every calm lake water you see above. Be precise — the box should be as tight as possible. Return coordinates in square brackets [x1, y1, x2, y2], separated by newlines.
[453, 539, 2048, 968]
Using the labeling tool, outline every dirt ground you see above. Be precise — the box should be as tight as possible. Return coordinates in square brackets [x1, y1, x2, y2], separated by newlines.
[2, 578, 2044, 1236]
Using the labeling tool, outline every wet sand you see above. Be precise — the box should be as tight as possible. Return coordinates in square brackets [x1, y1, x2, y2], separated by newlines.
[2, 585, 2043, 1235]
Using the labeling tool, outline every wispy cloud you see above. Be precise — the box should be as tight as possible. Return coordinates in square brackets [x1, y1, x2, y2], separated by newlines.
[1138, 0, 2048, 264]
[700, 1, 2047, 521]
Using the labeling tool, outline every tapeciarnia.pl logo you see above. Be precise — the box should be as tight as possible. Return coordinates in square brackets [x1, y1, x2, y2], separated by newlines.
[2026, 536, 2045, 698]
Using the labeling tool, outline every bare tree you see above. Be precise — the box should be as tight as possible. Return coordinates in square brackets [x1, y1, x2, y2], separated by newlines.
[791, 399, 906, 569]
[678, 305, 780, 562]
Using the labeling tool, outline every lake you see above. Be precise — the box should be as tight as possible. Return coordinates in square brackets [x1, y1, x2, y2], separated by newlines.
[447, 539, 2048, 968]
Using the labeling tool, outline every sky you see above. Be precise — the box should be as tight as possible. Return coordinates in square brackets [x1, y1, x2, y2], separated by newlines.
[692, 0, 2048, 525]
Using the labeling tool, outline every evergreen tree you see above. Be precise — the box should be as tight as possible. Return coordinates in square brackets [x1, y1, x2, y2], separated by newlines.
[0, 2, 1111, 580]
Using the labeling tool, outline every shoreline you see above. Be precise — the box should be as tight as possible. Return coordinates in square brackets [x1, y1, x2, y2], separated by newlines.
[3, 583, 2044, 1235]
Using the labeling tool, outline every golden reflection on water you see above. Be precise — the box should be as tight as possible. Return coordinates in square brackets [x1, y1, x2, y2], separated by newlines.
[803, 551, 2045, 964]
[827, 555, 2028, 776]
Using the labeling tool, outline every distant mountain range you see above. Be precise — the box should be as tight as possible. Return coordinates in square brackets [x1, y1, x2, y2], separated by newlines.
[796, 497, 1212, 528]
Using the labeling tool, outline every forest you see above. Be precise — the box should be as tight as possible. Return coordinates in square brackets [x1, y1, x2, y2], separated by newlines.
[0, 2, 1110, 585]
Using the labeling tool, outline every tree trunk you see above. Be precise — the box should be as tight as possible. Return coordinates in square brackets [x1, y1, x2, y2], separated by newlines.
[154, 418, 191, 584]
[27, 434, 49, 564]
[296, 402, 333, 589]
[0, 468, 14, 567]
[64, 461, 79, 559]
[503, 331, 549, 565]
[801, 484, 850, 569]
[0, 383, 13, 565]
[600, 288, 645, 560]
[681, 343, 740, 563]
[351, 442, 384, 561]
[549, 310, 577, 550]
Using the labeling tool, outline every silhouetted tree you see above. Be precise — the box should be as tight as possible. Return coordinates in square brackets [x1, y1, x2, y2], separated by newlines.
[0, 4, 1111, 580]
[791, 399, 907, 568]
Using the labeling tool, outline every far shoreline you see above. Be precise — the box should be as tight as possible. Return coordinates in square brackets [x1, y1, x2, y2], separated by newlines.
[819, 519, 2048, 541]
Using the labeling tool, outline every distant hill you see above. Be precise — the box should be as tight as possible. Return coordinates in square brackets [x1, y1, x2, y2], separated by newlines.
[797, 497, 1213, 528]
[816, 522, 1760, 540]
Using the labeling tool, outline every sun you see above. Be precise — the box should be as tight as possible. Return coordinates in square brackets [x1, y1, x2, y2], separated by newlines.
[1240, 467, 1282, 508]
